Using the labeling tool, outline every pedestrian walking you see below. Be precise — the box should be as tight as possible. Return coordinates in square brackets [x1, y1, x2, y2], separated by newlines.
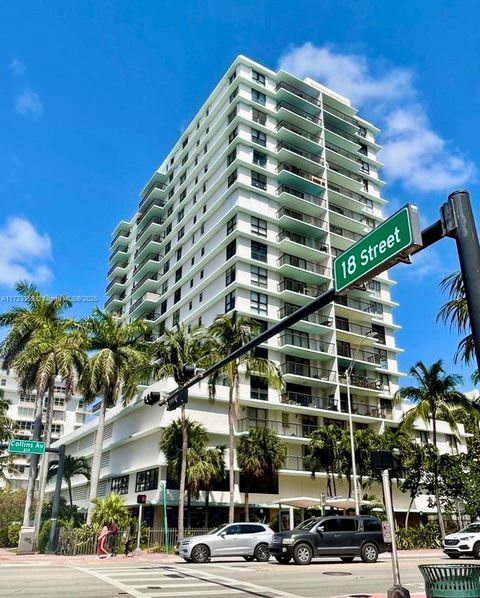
[108, 520, 119, 556]
[123, 522, 134, 558]
[97, 523, 110, 558]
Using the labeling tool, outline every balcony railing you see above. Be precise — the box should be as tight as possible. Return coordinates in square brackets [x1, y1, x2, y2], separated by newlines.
[277, 254, 331, 277]
[328, 162, 364, 183]
[133, 253, 162, 274]
[238, 417, 318, 438]
[280, 332, 335, 354]
[277, 207, 327, 230]
[335, 318, 374, 337]
[276, 141, 325, 165]
[323, 104, 358, 125]
[105, 293, 125, 308]
[329, 203, 375, 229]
[276, 81, 322, 108]
[278, 304, 333, 327]
[277, 120, 321, 143]
[330, 225, 363, 242]
[106, 276, 126, 292]
[335, 296, 383, 316]
[144, 311, 160, 321]
[325, 141, 364, 165]
[281, 361, 337, 382]
[133, 271, 159, 292]
[277, 162, 326, 186]
[278, 278, 328, 297]
[110, 230, 130, 247]
[338, 372, 382, 390]
[276, 100, 322, 124]
[107, 261, 128, 276]
[136, 218, 165, 241]
[250, 389, 268, 401]
[281, 391, 337, 411]
[139, 182, 166, 209]
[278, 230, 329, 252]
[276, 184, 327, 208]
[283, 456, 309, 472]
[325, 122, 359, 144]
[338, 400, 391, 418]
[135, 234, 165, 258]
[337, 343, 381, 365]
[328, 182, 369, 205]
[109, 245, 129, 262]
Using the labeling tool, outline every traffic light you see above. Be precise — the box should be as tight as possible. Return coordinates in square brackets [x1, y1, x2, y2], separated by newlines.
[144, 391, 161, 406]
[166, 387, 189, 411]
[182, 364, 198, 379]
[137, 494, 147, 504]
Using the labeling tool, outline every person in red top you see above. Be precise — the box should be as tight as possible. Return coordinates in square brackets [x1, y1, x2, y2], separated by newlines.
[97, 523, 110, 558]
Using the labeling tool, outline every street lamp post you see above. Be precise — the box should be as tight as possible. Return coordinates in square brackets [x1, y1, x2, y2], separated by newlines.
[345, 330, 377, 516]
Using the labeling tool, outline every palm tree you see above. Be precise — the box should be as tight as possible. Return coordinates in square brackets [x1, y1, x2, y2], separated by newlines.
[199, 447, 226, 528]
[208, 312, 283, 523]
[152, 324, 210, 538]
[303, 424, 344, 496]
[91, 492, 130, 528]
[394, 359, 480, 537]
[47, 455, 90, 518]
[82, 308, 151, 524]
[0, 392, 17, 485]
[12, 320, 88, 537]
[0, 281, 73, 526]
[237, 427, 287, 521]
[159, 417, 210, 531]
[438, 272, 478, 380]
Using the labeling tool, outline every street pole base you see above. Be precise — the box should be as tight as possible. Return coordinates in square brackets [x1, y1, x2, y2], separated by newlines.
[387, 585, 411, 598]
[134, 548, 143, 556]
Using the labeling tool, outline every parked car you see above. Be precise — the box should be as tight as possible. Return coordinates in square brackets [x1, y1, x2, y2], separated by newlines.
[269, 515, 387, 565]
[443, 523, 480, 559]
[175, 522, 274, 563]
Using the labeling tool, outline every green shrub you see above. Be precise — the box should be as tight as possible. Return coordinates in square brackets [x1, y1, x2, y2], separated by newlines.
[396, 523, 441, 550]
[7, 521, 21, 547]
[38, 520, 51, 553]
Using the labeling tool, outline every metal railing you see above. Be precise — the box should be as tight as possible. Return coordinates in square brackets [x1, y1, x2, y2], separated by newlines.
[133, 271, 159, 292]
[283, 456, 309, 472]
[324, 122, 359, 144]
[105, 293, 125, 308]
[280, 361, 337, 382]
[323, 104, 358, 125]
[136, 218, 165, 241]
[329, 203, 375, 229]
[277, 254, 331, 277]
[335, 318, 374, 337]
[337, 343, 381, 365]
[328, 162, 364, 183]
[278, 278, 328, 297]
[338, 372, 382, 390]
[276, 184, 326, 208]
[325, 140, 364, 164]
[276, 120, 321, 143]
[110, 230, 129, 247]
[277, 207, 327, 230]
[276, 81, 322, 108]
[238, 417, 318, 438]
[277, 162, 326, 186]
[135, 234, 165, 257]
[329, 225, 363, 242]
[281, 391, 337, 411]
[335, 296, 383, 316]
[276, 141, 325, 165]
[276, 100, 322, 124]
[139, 182, 166, 208]
[106, 276, 126, 292]
[280, 331, 335, 354]
[107, 261, 128, 276]
[133, 253, 162, 274]
[278, 304, 333, 327]
[278, 230, 329, 252]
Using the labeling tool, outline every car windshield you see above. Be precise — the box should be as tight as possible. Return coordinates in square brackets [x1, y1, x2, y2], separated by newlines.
[294, 518, 319, 531]
[209, 525, 227, 535]
[460, 524, 480, 534]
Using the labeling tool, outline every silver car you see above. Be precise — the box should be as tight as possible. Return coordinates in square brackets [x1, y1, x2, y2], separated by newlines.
[175, 522, 274, 563]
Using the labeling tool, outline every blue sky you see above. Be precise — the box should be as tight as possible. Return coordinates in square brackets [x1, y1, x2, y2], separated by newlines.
[1, 0, 479, 387]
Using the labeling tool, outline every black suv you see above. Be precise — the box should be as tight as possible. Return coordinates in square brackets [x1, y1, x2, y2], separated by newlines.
[269, 515, 386, 565]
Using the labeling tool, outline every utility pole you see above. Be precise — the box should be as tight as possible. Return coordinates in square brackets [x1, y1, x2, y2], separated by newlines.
[47, 445, 65, 554]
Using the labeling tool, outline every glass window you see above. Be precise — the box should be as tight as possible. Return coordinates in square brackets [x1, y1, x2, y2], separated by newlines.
[177, 208, 184, 222]
[111, 475, 129, 495]
[251, 291, 268, 314]
[251, 170, 267, 190]
[338, 518, 358, 532]
[251, 265, 267, 288]
[320, 519, 338, 533]
[172, 309, 180, 326]
[226, 215, 237, 235]
[251, 128, 266, 147]
[251, 89, 266, 105]
[225, 291, 235, 312]
[175, 267, 182, 282]
[178, 226, 185, 241]
[160, 300, 167, 315]
[227, 148, 236, 166]
[252, 108, 267, 125]
[227, 107, 237, 124]
[228, 127, 238, 143]
[224, 525, 240, 535]
[226, 240, 236, 260]
[251, 216, 267, 236]
[250, 375, 268, 401]
[228, 71, 237, 84]
[227, 170, 237, 187]
[161, 281, 168, 294]
[174, 288, 181, 304]
[363, 519, 381, 532]
[135, 468, 158, 492]
[251, 240, 267, 262]
[229, 87, 238, 103]
[253, 150, 267, 168]
[225, 265, 235, 286]
[252, 70, 266, 85]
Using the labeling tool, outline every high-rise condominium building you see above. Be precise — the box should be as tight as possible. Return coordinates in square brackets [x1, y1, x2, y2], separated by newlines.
[54, 56, 468, 525]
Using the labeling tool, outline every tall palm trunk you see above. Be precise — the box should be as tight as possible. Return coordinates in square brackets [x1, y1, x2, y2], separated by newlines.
[68, 479, 73, 519]
[86, 399, 107, 524]
[244, 488, 250, 522]
[432, 417, 446, 538]
[228, 368, 239, 524]
[178, 405, 187, 539]
[186, 490, 191, 529]
[204, 488, 210, 528]
[33, 380, 55, 539]
[22, 385, 44, 527]
[405, 496, 414, 529]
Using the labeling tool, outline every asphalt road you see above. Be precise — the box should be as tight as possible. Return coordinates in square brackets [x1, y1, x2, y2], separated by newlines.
[0, 551, 457, 598]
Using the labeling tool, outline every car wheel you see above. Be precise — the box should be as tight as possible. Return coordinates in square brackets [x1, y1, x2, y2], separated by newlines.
[275, 556, 291, 564]
[361, 542, 379, 563]
[190, 544, 210, 563]
[293, 543, 313, 565]
[340, 556, 355, 563]
[448, 554, 461, 559]
[254, 543, 270, 562]
[473, 543, 480, 559]
[243, 556, 255, 562]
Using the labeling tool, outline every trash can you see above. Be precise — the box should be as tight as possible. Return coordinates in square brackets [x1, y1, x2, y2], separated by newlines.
[419, 564, 480, 598]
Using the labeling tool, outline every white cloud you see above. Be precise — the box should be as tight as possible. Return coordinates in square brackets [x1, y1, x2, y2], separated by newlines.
[278, 43, 475, 193]
[0, 217, 52, 286]
[9, 58, 26, 76]
[15, 87, 43, 119]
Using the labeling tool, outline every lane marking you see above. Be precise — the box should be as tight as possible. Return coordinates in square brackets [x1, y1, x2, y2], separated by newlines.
[73, 565, 146, 598]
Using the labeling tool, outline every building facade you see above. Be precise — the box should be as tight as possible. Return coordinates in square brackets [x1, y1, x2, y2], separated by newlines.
[50, 56, 470, 524]
[1, 368, 87, 489]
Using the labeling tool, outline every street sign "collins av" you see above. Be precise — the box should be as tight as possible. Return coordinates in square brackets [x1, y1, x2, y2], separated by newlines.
[8, 439, 46, 455]
[334, 204, 423, 293]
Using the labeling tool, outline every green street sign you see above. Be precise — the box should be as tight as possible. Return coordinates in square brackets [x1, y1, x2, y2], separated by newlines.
[334, 204, 423, 293]
[8, 439, 46, 455]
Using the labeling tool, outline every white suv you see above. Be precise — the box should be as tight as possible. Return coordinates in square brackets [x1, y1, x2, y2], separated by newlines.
[175, 522, 274, 563]
[443, 523, 480, 559]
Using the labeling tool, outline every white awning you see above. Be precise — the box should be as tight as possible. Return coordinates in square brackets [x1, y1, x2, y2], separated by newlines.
[274, 497, 321, 508]
[324, 497, 372, 510]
